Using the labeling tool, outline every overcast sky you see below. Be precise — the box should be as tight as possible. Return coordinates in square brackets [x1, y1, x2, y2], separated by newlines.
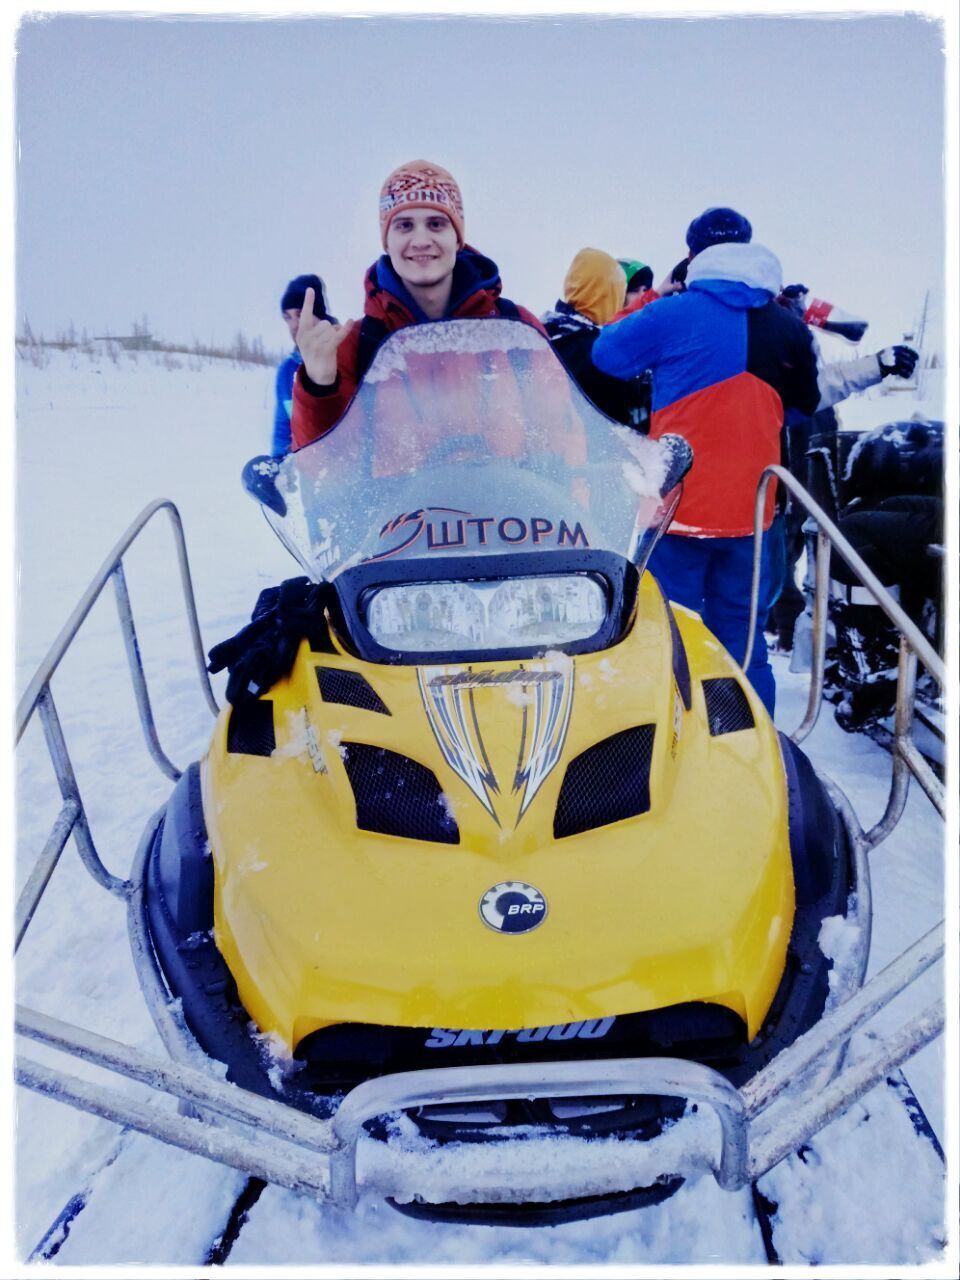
[12, 6, 949, 355]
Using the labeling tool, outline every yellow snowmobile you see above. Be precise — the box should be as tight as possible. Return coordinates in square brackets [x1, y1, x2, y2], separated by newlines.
[145, 318, 859, 1222]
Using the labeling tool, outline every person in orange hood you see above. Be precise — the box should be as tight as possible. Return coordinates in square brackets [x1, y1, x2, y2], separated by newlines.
[560, 248, 626, 327]
[542, 249, 650, 429]
[291, 160, 542, 449]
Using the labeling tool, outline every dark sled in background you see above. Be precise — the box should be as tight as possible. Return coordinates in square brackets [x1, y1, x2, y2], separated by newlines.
[825, 419, 944, 765]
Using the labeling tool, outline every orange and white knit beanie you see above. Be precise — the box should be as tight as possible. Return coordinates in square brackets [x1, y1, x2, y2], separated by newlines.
[379, 160, 465, 248]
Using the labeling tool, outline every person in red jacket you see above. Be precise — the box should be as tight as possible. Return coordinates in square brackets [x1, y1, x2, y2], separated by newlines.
[291, 160, 542, 449]
[608, 257, 686, 325]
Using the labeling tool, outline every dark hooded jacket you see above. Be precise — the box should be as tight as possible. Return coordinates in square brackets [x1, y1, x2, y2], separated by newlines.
[291, 249, 542, 449]
[541, 301, 651, 430]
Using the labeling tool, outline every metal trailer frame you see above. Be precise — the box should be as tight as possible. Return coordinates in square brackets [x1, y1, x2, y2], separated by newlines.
[745, 464, 946, 836]
[13, 491, 946, 1211]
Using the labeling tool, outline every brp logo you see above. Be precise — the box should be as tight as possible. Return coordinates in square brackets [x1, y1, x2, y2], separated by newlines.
[479, 882, 548, 934]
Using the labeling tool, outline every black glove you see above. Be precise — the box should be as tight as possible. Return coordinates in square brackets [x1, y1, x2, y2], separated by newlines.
[877, 345, 919, 379]
[241, 454, 287, 516]
[207, 577, 330, 705]
[776, 284, 809, 318]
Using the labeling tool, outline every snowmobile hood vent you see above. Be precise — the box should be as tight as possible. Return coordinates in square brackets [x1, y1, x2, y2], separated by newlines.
[226, 700, 276, 757]
[554, 725, 655, 838]
[702, 678, 755, 736]
[316, 667, 390, 716]
[341, 742, 459, 844]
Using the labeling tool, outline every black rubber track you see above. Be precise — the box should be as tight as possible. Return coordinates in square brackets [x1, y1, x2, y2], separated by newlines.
[203, 1177, 267, 1265]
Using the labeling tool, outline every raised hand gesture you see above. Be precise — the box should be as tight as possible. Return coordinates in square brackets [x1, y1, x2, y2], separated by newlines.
[297, 287, 353, 387]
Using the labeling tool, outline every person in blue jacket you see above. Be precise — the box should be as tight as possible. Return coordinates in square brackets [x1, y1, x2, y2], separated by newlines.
[272, 274, 336, 456]
[592, 232, 820, 716]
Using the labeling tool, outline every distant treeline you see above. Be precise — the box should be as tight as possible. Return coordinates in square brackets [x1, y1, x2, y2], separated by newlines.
[16, 316, 283, 369]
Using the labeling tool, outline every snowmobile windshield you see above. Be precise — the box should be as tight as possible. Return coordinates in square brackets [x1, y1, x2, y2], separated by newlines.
[255, 318, 688, 583]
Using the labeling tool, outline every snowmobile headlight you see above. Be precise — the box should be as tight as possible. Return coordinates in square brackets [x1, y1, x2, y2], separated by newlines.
[364, 575, 607, 653]
[365, 581, 486, 652]
[486, 575, 607, 644]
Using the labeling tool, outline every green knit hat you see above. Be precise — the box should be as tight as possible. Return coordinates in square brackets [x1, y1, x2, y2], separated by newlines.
[618, 259, 654, 291]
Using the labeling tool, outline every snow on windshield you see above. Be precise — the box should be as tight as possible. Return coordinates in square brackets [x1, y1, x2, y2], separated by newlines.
[268, 319, 677, 581]
[361, 315, 547, 381]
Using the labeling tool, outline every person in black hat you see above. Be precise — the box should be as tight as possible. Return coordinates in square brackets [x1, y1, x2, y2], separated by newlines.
[685, 207, 753, 257]
[272, 274, 335, 457]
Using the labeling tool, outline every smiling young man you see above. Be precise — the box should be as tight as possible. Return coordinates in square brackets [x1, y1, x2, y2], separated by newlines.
[290, 160, 541, 448]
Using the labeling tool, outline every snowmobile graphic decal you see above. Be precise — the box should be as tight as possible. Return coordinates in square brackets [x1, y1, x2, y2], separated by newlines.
[428, 670, 563, 689]
[418, 663, 574, 827]
[368, 506, 590, 561]
[417, 666, 501, 819]
[478, 880, 548, 934]
[512, 666, 575, 819]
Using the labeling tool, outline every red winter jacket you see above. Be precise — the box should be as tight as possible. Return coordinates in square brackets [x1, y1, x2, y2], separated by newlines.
[291, 249, 544, 449]
[607, 288, 661, 326]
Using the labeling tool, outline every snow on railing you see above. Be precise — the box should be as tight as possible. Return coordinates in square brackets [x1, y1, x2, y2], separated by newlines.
[15, 499, 219, 944]
[14, 921, 943, 1208]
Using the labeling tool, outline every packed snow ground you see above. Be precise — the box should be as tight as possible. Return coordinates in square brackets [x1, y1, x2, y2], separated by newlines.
[12, 346, 949, 1268]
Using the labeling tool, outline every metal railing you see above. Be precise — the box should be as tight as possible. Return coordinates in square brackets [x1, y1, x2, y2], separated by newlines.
[746, 465, 945, 848]
[14, 920, 944, 1209]
[15, 500, 219, 949]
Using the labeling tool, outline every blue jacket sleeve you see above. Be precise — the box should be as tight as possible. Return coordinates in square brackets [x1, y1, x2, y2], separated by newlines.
[592, 304, 665, 380]
[271, 357, 296, 457]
